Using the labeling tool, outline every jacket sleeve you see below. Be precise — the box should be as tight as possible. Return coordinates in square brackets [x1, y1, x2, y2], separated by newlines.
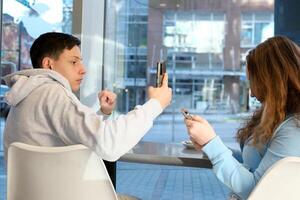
[96, 109, 111, 120]
[47, 85, 163, 161]
[202, 118, 300, 199]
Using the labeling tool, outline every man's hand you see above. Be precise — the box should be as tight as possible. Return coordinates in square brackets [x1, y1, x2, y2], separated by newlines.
[148, 73, 172, 109]
[98, 90, 117, 115]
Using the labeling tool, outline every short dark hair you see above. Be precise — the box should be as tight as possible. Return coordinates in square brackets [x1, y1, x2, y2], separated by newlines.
[30, 32, 81, 68]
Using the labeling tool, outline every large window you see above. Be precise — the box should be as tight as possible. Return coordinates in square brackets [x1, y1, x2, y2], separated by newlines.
[103, 0, 149, 113]
[102, 2, 274, 198]
[0, 1, 73, 198]
[0, 0, 73, 148]
[162, 12, 226, 113]
[103, 0, 274, 145]
[0, 0, 276, 199]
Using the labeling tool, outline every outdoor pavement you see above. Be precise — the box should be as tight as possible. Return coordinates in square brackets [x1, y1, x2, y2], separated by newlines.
[116, 162, 231, 200]
[0, 113, 244, 200]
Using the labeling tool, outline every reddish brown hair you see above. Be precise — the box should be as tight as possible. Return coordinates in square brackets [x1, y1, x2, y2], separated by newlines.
[237, 36, 300, 145]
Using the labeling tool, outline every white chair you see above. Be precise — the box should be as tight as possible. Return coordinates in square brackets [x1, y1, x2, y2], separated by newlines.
[248, 156, 300, 200]
[7, 142, 118, 200]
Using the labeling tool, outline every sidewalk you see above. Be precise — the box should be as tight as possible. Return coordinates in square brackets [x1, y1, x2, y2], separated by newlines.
[116, 162, 230, 200]
[0, 156, 6, 200]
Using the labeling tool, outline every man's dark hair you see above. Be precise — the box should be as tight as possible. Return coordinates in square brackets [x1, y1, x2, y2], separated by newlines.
[30, 32, 81, 68]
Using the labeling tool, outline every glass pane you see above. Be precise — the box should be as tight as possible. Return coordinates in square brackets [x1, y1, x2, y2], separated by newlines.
[1, 1, 73, 198]
[254, 22, 273, 44]
[164, 11, 175, 21]
[241, 22, 253, 46]
[213, 13, 225, 20]
[211, 53, 223, 69]
[128, 23, 148, 47]
[103, 0, 274, 199]
[255, 12, 272, 21]
[103, 0, 274, 143]
[195, 13, 210, 20]
[1, 0, 73, 71]
[242, 12, 253, 20]
[195, 53, 210, 68]
[177, 12, 192, 21]
[241, 12, 274, 47]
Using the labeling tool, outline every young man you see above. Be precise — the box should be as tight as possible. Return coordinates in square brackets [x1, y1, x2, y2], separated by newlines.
[3, 32, 172, 164]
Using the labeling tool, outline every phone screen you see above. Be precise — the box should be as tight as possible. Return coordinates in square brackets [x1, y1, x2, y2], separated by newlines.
[156, 61, 166, 87]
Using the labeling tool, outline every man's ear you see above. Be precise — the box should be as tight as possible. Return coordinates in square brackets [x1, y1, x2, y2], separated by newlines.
[41, 57, 53, 69]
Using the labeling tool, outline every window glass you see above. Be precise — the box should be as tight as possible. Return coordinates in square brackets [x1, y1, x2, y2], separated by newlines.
[103, 0, 274, 148]
[0, 1, 73, 197]
[0, 1, 73, 107]
[241, 12, 274, 47]
[0, 0, 275, 199]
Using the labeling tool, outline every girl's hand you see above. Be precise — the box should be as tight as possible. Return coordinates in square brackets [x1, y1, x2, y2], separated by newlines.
[184, 115, 217, 147]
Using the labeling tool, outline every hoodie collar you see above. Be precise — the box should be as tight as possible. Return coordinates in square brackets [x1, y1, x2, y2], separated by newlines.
[3, 69, 72, 106]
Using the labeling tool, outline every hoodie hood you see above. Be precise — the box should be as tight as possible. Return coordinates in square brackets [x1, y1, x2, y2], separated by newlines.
[3, 69, 71, 106]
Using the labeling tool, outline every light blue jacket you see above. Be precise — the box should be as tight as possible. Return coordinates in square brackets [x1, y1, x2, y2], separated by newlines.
[202, 116, 300, 199]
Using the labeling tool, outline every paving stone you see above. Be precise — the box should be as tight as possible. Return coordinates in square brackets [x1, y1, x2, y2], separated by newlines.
[116, 162, 230, 200]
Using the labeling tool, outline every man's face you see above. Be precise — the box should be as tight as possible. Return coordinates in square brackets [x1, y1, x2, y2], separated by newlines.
[50, 46, 86, 91]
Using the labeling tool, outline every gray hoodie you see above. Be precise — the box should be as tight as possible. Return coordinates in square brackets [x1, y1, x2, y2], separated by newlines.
[3, 69, 162, 162]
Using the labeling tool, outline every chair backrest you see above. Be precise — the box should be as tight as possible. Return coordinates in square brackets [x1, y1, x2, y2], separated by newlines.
[7, 142, 118, 200]
[248, 156, 300, 200]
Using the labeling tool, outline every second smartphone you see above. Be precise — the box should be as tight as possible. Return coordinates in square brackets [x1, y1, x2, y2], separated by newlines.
[156, 61, 166, 87]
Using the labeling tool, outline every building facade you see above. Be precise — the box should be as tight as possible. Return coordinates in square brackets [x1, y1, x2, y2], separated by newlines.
[114, 0, 273, 114]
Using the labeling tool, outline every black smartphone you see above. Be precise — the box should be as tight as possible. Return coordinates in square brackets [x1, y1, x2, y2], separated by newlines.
[181, 108, 193, 120]
[156, 61, 166, 87]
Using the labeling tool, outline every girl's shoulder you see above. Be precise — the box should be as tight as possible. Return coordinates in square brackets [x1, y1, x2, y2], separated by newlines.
[271, 115, 300, 139]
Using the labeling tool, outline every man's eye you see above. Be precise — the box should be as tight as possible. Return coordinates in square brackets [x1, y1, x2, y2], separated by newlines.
[71, 61, 77, 65]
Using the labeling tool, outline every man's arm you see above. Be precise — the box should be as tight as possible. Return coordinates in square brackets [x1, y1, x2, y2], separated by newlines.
[47, 85, 163, 161]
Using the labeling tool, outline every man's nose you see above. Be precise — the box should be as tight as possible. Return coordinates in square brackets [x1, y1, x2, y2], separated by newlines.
[80, 65, 86, 75]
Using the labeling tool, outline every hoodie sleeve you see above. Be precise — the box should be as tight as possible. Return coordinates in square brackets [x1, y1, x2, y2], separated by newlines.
[96, 109, 111, 120]
[47, 85, 163, 161]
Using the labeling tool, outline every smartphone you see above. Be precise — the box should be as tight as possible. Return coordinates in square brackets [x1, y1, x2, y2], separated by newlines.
[181, 108, 193, 120]
[156, 61, 166, 87]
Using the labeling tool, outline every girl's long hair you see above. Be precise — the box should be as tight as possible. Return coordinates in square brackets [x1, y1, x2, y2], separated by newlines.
[237, 36, 300, 146]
